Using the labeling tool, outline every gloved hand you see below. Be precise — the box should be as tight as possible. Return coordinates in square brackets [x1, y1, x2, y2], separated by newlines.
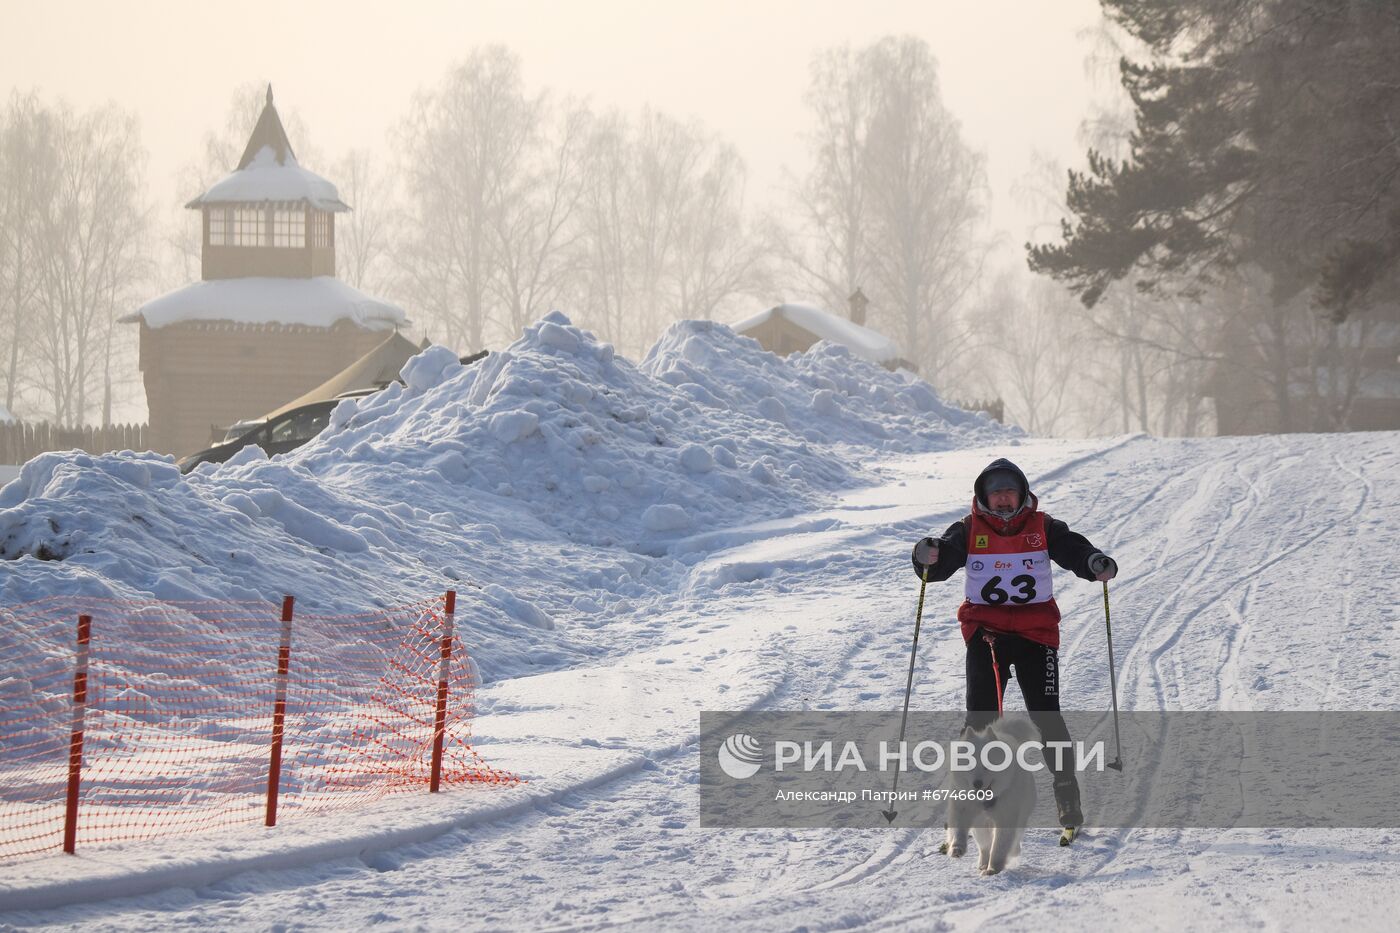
[1089, 552, 1118, 581]
[913, 536, 940, 565]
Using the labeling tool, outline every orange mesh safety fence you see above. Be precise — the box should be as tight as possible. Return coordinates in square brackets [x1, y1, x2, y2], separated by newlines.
[0, 593, 517, 862]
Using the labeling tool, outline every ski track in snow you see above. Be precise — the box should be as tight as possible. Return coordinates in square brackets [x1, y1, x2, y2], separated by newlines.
[4, 432, 1400, 931]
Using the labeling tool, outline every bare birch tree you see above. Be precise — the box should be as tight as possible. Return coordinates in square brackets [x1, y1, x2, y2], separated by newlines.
[334, 148, 397, 296]
[0, 92, 56, 418]
[25, 100, 148, 426]
[628, 109, 703, 345]
[488, 102, 589, 343]
[970, 269, 1088, 436]
[778, 45, 876, 313]
[674, 142, 769, 322]
[572, 109, 766, 354]
[780, 37, 987, 389]
[399, 47, 538, 353]
[861, 36, 988, 380]
[395, 47, 764, 355]
[574, 113, 632, 349]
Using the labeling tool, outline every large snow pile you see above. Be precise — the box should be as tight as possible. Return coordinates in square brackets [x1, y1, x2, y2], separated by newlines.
[0, 313, 1009, 682]
[643, 319, 965, 447]
[300, 315, 999, 546]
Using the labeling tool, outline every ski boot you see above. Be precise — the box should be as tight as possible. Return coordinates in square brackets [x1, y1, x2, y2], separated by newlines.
[1054, 775, 1082, 846]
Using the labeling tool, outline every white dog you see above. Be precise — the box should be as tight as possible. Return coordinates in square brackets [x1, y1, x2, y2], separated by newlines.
[943, 716, 1039, 876]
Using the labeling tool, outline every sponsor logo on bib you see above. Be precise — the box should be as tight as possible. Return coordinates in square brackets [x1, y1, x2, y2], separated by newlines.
[1024, 533, 1044, 548]
[974, 534, 989, 549]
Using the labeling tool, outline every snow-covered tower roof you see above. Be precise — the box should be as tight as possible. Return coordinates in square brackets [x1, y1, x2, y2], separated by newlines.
[120, 276, 406, 331]
[185, 86, 348, 212]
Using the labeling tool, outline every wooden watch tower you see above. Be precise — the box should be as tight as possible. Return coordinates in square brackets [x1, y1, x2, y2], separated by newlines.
[123, 87, 406, 457]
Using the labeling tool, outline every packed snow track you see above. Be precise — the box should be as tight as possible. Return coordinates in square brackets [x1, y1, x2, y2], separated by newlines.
[3, 430, 1398, 931]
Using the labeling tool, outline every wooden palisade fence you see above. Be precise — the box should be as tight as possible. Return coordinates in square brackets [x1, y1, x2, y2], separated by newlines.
[952, 397, 1005, 424]
[0, 421, 149, 466]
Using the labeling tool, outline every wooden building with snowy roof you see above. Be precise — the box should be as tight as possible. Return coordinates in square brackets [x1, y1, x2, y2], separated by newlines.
[732, 296, 915, 373]
[122, 87, 406, 456]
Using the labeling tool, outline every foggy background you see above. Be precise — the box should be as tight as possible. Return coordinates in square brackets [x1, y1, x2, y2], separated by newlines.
[1, 0, 1394, 438]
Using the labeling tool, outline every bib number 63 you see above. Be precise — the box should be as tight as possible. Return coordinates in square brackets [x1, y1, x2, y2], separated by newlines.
[980, 574, 1037, 605]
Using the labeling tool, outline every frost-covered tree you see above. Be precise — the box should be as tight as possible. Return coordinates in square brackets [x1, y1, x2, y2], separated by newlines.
[14, 98, 149, 426]
[334, 148, 396, 297]
[969, 269, 1086, 436]
[488, 102, 589, 343]
[781, 37, 988, 382]
[861, 36, 988, 379]
[673, 142, 769, 323]
[574, 113, 632, 351]
[573, 109, 764, 355]
[398, 47, 539, 353]
[0, 92, 54, 417]
[777, 45, 876, 315]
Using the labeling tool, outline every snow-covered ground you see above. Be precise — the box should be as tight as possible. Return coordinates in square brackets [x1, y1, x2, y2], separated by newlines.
[2, 315, 1398, 930]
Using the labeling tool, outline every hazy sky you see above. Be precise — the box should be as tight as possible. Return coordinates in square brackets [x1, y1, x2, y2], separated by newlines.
[6, 0, 1106, 242]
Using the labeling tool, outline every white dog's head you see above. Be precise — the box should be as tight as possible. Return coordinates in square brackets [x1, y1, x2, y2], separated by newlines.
[956, 717, 1039, 796]
[989, 715, 1040, 748]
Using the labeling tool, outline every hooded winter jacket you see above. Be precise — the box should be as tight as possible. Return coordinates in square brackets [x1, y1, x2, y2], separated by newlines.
[911, 458, 1104, 648]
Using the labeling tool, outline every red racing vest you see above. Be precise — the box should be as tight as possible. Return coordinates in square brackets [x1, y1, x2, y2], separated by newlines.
[957, 508, 1062, 648]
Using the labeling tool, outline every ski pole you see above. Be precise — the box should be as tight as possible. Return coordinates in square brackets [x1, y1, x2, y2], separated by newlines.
[881, 564, 930, 824]
[1103, 580, 1124, 771]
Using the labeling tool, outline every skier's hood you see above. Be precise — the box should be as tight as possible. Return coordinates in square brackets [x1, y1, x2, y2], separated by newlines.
[971, 457, 1038, 533]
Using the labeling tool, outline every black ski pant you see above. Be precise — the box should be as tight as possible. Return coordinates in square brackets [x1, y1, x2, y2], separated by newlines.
[964, 627, 1077, 790]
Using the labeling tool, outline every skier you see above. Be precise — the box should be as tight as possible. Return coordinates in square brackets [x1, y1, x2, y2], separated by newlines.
[912, 458, 1117, 842]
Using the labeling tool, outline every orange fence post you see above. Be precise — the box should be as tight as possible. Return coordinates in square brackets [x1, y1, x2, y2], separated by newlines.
[265, 595, 294, 827]
[62, 614, 92, 855]
[430, 590, 456, 793]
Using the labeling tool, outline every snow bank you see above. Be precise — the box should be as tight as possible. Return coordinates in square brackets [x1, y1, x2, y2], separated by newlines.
[642, 319, 986, 448]
[0, 313, 1010, 683]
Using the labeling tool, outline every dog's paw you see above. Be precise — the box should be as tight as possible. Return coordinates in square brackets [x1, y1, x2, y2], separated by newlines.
[948, 845, 964, 858]
[980, 866, 1002, 877]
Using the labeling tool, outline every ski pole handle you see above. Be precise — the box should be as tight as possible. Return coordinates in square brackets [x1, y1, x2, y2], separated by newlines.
[1102, 580, 1111, 635]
